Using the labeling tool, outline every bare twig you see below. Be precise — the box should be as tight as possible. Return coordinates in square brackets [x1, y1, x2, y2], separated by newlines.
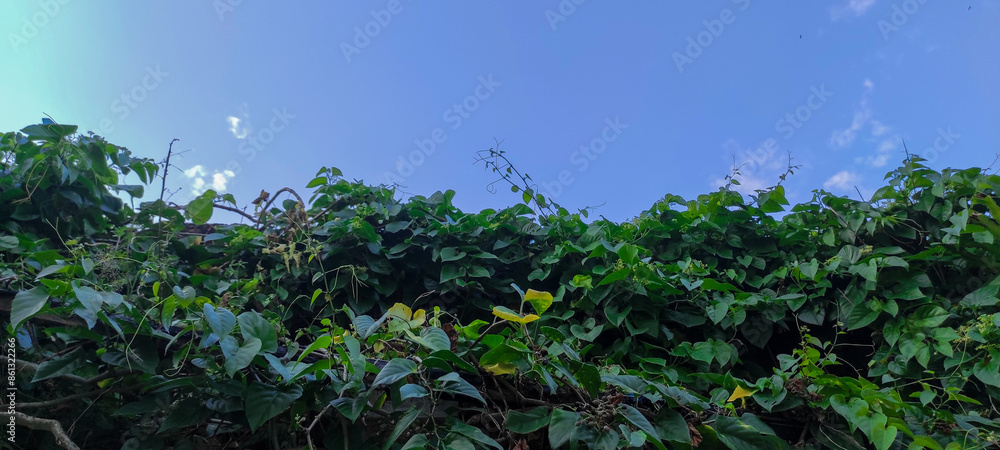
[305, 404, 332, 450]
[19, 384, 144, 409]
[2, 356, 134, 386]
[257, 187, 307, 230]
[213, 202, 257, 223]
[1, 411, 81, 450]
[160, 139, 179, 201]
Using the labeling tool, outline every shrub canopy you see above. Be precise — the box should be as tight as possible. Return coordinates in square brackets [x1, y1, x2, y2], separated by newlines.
[2, 123, 1000, 449]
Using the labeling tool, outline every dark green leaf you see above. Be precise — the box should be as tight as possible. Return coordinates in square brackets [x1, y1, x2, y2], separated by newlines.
[371, 358, 418, 389]
[506, 407, 550, 434]
[244, 382, 303, 431]
[10, 286, 49, 330]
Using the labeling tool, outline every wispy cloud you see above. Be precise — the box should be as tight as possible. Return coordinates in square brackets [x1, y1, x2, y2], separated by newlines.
[824, 170, 861, 191]
[830, 0, 877, 20]
[829, 79, 886, 149]
[226, 103, 251, 139]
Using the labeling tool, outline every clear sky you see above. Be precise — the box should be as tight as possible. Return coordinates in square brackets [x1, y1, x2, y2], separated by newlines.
[2, 1, 997, 223]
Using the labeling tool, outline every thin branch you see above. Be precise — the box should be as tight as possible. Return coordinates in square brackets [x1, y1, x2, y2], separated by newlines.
[160, 139, 179, 201]
[19, 384, 144, 409]
[305, 404, 332, 450]
[1, 411, 81, 450]
[257, 187, 307, 230]
[213, 202, 257, 223]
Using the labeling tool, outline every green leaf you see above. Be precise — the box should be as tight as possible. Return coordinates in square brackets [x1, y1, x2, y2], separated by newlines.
[449, 420, 503, 450]
[440, 264, 464, 283]
[224, 337, 262, 376]
[371, 358, 418, 389]
[31, 348, 85, 382]
[597, 267, 630, 286]
[576, 363, 602, 399]
[909, 305, 950, 328]
[655, 409, 692, 444]
[0, 235, 19, 250]
[506, 407, 550, 433]
[972, 355, 1000, 388]
[186, 193, 215, 225]
[381, 407, 420, 450]
[331, 394, 369, 422]
[10, 286, 49, 331]
[436, 372, 485, 404]
[296, 334, 333, 363]
[306, 176, 327, 188]
[111, 184, 144, 198]
[158, 398, 211, 433]
[618, 243, 640, 265]
[244, 382, 303, 431]
[548, 408, 582, 448]
[621, 404, 662, 442]
[238, 311, 278, 354]
[203, 304, 237, 339]
[399, 434, 429, 450]
[408, 327, 451, 352]
[21, 123, 78, 141]
[72, 283, 105, 314]
[439, 247, 467, 262]
[398, 384, 428, 401]
[961, 285, 999, 308]
[712, 415, 780, 450]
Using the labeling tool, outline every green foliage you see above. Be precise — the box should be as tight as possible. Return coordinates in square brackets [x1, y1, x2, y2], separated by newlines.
[2, 122, 1000, 449]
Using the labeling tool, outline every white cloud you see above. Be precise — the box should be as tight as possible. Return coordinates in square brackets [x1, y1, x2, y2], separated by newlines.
[713, 172, 769, 196]
[831, 0, 877, 20]
[184, 165, 236, 197]
[227, 103, 252, 139]
[829, 79, 888, 149]
[713, 138, 795, 196]
[212, 170, 235, 191]
[824, 170, 861, 191]
[184, 165, 207, 178]
[829, 107, 872, 148]
[870, 120, 889, 136]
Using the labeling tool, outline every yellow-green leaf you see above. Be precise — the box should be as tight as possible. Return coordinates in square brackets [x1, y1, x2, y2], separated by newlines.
[483, 362, 517, 375]
[727, 385, 756, 403]
[388, 303, 412, 321]
[524, 289, 553, 315]
[492, 306, 540, 324]
[410, 308, 426, 327]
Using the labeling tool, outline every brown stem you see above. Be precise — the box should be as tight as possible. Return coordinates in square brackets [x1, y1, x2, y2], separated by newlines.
[212, 202, 257, 223]
[1, 411, 81, 450]
[19, 384, 143, 409]
[160, 139, 179, 201]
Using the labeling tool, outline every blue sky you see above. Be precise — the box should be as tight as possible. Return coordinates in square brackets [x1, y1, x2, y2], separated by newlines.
[2, 1, 997, 223]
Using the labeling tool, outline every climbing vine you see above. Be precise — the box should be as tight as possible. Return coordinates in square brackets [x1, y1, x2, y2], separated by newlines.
[2, 122, 999, 449]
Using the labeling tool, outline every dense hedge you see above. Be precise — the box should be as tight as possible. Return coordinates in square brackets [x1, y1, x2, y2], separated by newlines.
[2, 122, 999, 449]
